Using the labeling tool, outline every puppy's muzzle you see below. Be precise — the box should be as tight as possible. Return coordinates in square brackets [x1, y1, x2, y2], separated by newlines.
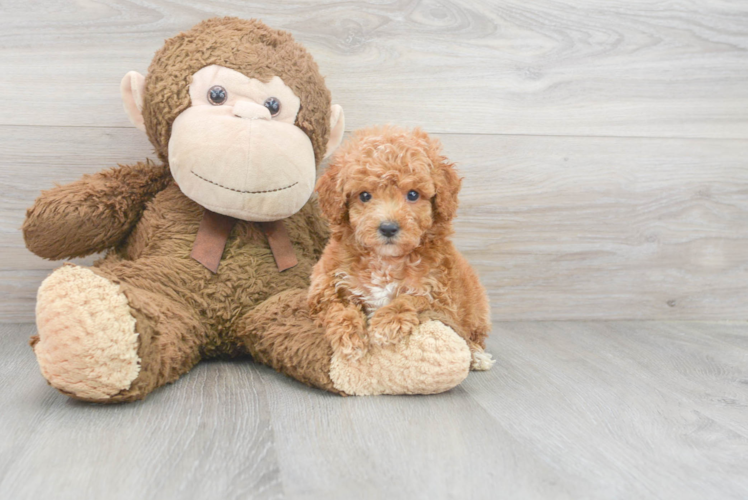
[378, 221, 400, 239]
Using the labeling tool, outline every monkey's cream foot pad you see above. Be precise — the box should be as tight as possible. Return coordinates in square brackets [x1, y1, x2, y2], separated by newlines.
[34, 265, 140, 400]
[329, 320, 471, 395]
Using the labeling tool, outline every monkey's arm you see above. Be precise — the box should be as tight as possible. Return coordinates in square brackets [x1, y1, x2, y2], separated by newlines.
[23, 161, 171, 260]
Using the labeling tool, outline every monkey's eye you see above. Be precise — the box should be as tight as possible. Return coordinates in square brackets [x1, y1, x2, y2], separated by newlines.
[264, 97, 281, 116]
[208, 86, 227, 105]
[407, 190, 420, 202]
[359, 192, 372, 203]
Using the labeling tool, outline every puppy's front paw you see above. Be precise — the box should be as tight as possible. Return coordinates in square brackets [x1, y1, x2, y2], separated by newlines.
[369, 308, 419, 347]
[325, 309, 369, 361]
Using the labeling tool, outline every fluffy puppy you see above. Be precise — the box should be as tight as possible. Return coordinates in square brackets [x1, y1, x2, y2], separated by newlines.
[308, 125, 493, 370]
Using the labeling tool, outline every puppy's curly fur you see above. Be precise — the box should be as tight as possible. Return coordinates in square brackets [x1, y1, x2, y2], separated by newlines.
[309, 126, 493, 370]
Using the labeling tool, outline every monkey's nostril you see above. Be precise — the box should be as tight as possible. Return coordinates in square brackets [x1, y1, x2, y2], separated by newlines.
[233, 101, 271, 120]
[378, 221, 400, 238]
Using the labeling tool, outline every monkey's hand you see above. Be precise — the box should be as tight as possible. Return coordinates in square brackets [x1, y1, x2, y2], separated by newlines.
[23, 161, 170, 260]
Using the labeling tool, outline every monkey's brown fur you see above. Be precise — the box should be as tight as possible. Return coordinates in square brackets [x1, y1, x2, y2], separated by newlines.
[23, 18, 338, 401]
[26, 166, 340, 401]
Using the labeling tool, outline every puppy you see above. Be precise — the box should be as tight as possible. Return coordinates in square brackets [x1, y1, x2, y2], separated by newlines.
[308, 125, 493, 370]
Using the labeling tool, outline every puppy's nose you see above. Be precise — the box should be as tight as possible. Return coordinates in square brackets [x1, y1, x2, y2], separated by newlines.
[379, 221, 400, 238]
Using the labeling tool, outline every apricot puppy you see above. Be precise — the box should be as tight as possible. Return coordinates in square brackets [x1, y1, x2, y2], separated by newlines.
[309, 126, 494, 370]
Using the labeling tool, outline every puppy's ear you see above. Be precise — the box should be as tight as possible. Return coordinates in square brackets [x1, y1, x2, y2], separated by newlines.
[315, 162, 347, 226]
[430, 152, 462, 225]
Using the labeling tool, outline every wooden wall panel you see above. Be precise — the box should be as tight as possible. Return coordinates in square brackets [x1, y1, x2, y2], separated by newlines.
[1, 0, 747, 321]
[2, 126, 746, 321]
[443, 134, 748, 320]
[1, 0, 747, 137]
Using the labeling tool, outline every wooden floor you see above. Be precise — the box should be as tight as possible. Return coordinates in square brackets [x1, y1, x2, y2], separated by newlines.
[0, 321, 746, 500]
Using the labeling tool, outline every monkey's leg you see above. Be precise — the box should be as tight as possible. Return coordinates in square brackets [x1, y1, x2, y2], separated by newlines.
[32, 264, 206, 403]
[234, 289, 472, 395]
[234, 288, 341, 393]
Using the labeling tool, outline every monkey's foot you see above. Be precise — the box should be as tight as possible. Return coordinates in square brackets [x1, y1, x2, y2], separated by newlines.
[33, 265, 140, 400]
[329, 320, 471, 395]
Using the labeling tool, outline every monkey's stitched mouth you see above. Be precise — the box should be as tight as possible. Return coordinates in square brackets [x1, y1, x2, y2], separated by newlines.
[191, 170, 298, 194]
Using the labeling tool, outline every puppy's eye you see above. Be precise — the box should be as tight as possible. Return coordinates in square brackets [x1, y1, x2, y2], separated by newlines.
[263, 97, 281, 116]
[407, 190, 420, 202]
[359, 192, 372, 203]
[208, 86, 227, 105]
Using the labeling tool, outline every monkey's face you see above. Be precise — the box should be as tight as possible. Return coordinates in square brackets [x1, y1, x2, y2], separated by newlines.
[121, 20, 345, 221]
[166, 65, 316, 221]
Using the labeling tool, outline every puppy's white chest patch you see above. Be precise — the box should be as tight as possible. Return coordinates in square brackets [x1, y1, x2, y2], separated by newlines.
[363, 273, 398, 312]
[345, 269, 399, 315]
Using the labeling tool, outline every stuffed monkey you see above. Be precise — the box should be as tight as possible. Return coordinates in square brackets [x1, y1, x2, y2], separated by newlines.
[22, 17, 471, 402]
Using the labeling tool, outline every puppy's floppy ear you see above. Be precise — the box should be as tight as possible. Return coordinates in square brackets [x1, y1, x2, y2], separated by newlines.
[430, 149, 462, 225]
[315, 162, 347, 226]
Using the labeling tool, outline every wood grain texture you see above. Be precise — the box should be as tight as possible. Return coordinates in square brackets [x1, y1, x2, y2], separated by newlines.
[2, 126, 746, 321]
[1, 321, 747, 499]
[465, 321, 748, 499]
[1, 0, 747, 321]
[1, 0, 748, 137]
[445, 133, 748, 320]
[2, 2, 748, 498]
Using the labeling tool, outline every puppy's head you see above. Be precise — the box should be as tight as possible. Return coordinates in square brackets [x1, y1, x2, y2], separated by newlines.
[316, 125, 461, 257]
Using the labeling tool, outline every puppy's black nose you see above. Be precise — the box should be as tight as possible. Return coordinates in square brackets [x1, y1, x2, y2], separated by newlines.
[379, 221, 400, 238]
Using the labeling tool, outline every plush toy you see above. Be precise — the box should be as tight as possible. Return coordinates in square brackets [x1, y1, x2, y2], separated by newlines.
[22, 17, 472, 402]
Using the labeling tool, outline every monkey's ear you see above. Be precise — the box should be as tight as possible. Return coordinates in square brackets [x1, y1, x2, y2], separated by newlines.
[120, 71, 146, 133]
[324, 105, 345, 159]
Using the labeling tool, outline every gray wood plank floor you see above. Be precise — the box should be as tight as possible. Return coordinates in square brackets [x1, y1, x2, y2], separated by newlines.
[1, 321, 747, 500]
